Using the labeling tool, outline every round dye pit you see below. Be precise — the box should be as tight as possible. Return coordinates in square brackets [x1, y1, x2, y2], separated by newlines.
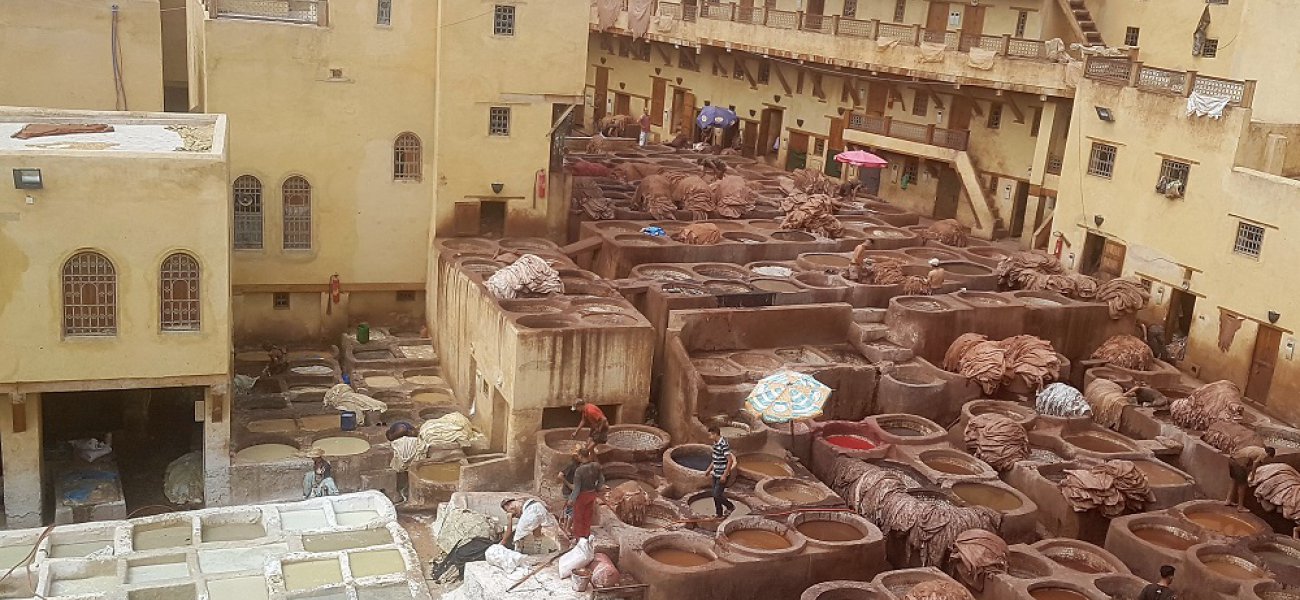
[729, 352, 783, 374]
[760, 478, 827, 504]
[771, 230, 815, 242]
[1045, 550, 1112, 574]
[718, 424, 750, 438]
[363, 375, 402, 389]
[606, 478, 657, 495]
[688, 495, 750, 518]
[803, 254, 851, 267]
[1201, 555, 1265, 580]
[411, 391, 455, 405]
[1133, 461, 1188, 486]
[751, 279, 802, 293]
[1187, 511, 1264, 537]
[951, 483, 1023, 511]
[605, 429, 667, 452]
[1131, 525, 1197, 551]
[311, 437, 371, 456]
[824, 434, 876, 451]
[737, 454, 794, 478]
[414, 462, 461, 482]
[669, 446, 713, 472]
[405, 375, 445, 386]
[1063, 432, 1135, 454]
[796, 520, 863, 543]
[645, 548, 712, 567]
[1029, 587, 1090, 600]
[582, 312, 639, 326]
[919, 451, 985, 476]
[727, 528, 791, 550]
[1253, 543, 1300, 570]
[235, 444, 299, 463]
[297, 414, 343, 431]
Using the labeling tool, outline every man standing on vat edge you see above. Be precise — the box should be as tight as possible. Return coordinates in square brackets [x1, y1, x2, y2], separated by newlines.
[1227, 445, 1275, 511]
[708, 425, 737, 518]
[1139, 565, 1176, 600]
[572, 399, 610, 452]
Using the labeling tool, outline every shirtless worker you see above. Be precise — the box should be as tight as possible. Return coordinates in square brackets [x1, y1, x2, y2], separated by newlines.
[847, 240, 875, 283]
[572, 399, 611, 451]
[1227, 444, 1275, 511]
[926, 259, 947, 294]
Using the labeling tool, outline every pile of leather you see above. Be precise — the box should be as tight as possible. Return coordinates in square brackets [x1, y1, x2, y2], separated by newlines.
[963, 414, 1030, 471]
[1170, 380, 1245, 430]
[1252, 463, 1300, 520]
[1035, 382, 1092, 418]
[780, 192, 844, 238]
[673, 223, 723, 245]
[1202, 420, 1264, 454]
[568, 160, 612, 177]
[613, 162, 665, 182]
[993, 251, 1103, 300]
[697, 157, 728, 181]
[1059, 460, 1156, 517]
[632, 174, 676, 220]
[572, 177, 615, 220]
[1091, 334, 1154, 370]
[902, 579, 976, 600]
[604, 481, 651, 526]
[1002, 335, 1060, 392]
[922, 219, 970, 247]
[670, 173, 716, 218]
[955, 340, 1007, 394]
[943, 334, 1060, 394]
[944, 333, 988, 371]
[712, 175, 755, 218]
[950, 529, 1008, 592]
[788, 168, 840, 196]
[903, 276, 933, 296]
[586, 132, 612, 154]
[1084, 378, 1132, 430]
[599, 113, 636, 135]
[830, 458, 1000, 567]
[1096, 278, 1151, 319]
[483, 254, 564, 300]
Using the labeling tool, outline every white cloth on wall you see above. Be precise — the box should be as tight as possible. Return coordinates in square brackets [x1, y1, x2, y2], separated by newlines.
[967, 47, 996, 70]
[1186, 92, 1230, 119]
[919, 42, 948, 63]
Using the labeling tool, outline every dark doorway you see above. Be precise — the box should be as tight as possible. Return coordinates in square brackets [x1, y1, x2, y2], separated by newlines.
[480, 200, 507, 237]
[1248, 325, 1284, 404]
[858, 162, 882, 195]
[865, 85, 888, 115]
[786, 131, 810, 170]
[614, 93, 632, 118]
[935, 166, 961, 219]
[1080, 232, 1106, 276]
[593, 68, 610, 125]
[742, 120, 759, 157]
[1164, 289, 1196, 339]
[758, 107, 784, 159]
[1009, 181, 1030, 237]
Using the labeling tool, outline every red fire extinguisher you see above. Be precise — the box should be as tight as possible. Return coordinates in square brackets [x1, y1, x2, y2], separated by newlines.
[1052, 235, 1065, 258]
[327, 274, 341, 315]
[535, 169, 547, 201]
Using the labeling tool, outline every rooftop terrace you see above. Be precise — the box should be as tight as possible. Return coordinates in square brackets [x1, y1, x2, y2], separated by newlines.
[0, 108, 225, 156]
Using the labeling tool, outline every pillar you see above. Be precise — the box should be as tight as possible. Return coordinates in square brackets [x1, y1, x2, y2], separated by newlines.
[203, 385, 232, 506]
[1023, 101, 1059, 248]
[1, 393, 44, 528]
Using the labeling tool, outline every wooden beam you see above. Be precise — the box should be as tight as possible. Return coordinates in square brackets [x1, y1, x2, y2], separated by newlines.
[655, 45, 673, 66]
[1004, 94, 1026, 123]
[773, 64, 793, 95]
[885, 83, 905, 111]
[846, 77, 862, 106]
[738, 57, 758, 89]
[797, 69, 805, 95]
[927, 88, 945, 110]
[812, 73, 826, 101]
[970, 99, 985, 117]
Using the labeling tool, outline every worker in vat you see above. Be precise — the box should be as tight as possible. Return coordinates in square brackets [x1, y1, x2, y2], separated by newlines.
[303, 448, 340, 499]
[847, 240, 875, 282]
[501, 497, 562, 555]
[926, 259, 947, 294]
[1138, 565, 1176, 600]
[572, 399, 610, 451]
[708, 425, 737, 518]
[566, 448, 606, 540]
[262, 343, 288, 377]
[555, 445, 585, 527]
[1228, 445, 1275, 511]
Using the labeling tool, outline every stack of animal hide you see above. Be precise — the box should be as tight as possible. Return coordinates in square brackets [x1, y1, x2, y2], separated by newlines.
[830, 458, 1000, 567]
[1000, 335, 1061, 392]
[613, 162, 664, 182]
[599, 114, 635, 136]
[868, 258, 909, 285]
[957, 340, 1008, 395]
[951, 530, 1008, 592]
[1059, 460, 1156, 517]
[569, 160, 612, 177]
[1096, 278, 1150, 319]
[673, 223, 723, 245]
[712, 175, 755, 218]
[672, 174, 716, 218]
[922, 219, 970, 247]
[1169, 380, 1245, 430]
[483, 254, 564, 300]
[586, 133, 612, 154]
[944, 333, 988, 371]
[994, 252, 1109, 301]
[788, 168, 840, 196]
[1036, 383, 1092, 418]
[1202, 420, 1264, 454]
[572, 177, 614, 220]
[1252, 463, 1300, 520]
[943, 334, 1060, 395]
[902, 580, 976, 600]
[1091, 335, 1154, 370]
[780, 193, 844, 238]
[697, 157, 728, 180]
[903, 276, 933, 296]
[604, 481, 651, 526]
[963, 414, 1030, 471]
[632, 174, 676, 220]
[1084, 378, 1131, 430]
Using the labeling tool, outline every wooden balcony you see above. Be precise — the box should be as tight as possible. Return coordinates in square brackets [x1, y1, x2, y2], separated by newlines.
[846, 114, 970, 151]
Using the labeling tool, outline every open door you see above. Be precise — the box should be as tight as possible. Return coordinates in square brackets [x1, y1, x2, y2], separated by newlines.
[925, 1, 949, 43]
[865, 85, 888, 115]
[651, 78, 667, 127]
[1248, 325, 1284, 404]
[593, 67, 610, 125]
[935, 166, 961, 219]
[742, 120, 759, 157]
[960, 5, 985, 49]
[758, 108, 784, 158]
[681, 92, 697, 139]
[786, 131, 810, 170]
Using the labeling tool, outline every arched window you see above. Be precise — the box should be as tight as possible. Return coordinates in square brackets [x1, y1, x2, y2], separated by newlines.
[62, 251, 117, 336]
[160, 253, 201, 331]
[282, 175, 312, 250]
[232, 175, 263, 249]
[393, 133, 422, 180]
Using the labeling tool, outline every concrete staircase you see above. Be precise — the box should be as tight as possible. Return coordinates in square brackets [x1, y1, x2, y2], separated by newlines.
[1055, 0, 1104, 46]
[952, 151, 1007, 239]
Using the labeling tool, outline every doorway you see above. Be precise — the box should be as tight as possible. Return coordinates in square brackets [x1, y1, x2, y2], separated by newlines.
[858, 163, 882, 195]
[1247, 325, 1284, 404]
[1164, 289, 1195, 340]
[480, 200, 507, 237]
[758, 107, 783, 159]
[742, 121, 759, 157]
[1009, 181, 1030, 238]
[935, 166, 961, 219]
[1080, 233, 1125, 278]
[593, 68, 610, 125]
[959, 4, 985, 49]
[614, 93, 632, 119]
[786, 131, 810, 170]
[924, 1, 949, 43]
[650, 79, 666, 128]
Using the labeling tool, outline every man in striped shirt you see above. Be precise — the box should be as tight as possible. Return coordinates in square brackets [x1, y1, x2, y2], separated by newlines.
[708, 425, 737, 517]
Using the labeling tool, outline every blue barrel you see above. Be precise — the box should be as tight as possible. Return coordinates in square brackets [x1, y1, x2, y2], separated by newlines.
[340, 411, 358, 431]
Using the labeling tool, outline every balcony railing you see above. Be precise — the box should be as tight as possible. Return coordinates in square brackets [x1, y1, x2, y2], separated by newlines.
[605, 2, 1051, 63]
[210, 0, 328, 25]
[847, 114, 970, 151]
[1083, 56, 1256, 108]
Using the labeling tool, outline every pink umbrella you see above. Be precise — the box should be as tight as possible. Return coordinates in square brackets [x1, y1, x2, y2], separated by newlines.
[835, 150, 888, 168]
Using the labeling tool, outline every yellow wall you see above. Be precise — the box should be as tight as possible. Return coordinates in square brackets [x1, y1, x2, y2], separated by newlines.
[0, 0, 164, 112]
[1090, 0, 1244, 71]
[0, 111, 230, 385]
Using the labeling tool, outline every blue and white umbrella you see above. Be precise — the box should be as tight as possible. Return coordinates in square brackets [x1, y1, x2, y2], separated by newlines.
[744, 370, 830, 425]
[696, 106, 739, 130]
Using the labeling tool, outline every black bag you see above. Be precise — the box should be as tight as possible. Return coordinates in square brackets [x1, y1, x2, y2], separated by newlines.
[430, 536, 495, 582]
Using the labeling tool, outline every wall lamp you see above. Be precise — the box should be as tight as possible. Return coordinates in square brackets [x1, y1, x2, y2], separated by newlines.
[490, 182, 505, 194]
[1095, 106, 1114, 122]
[12, 168, 42, 190]
[1094, 214, 1105, 227]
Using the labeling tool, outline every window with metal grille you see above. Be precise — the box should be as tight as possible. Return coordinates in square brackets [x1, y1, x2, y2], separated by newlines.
[634, 42, 650, 61]
[393, 133, 422, 180]
[912, 91, 928, 117]
[813, 138, 825, 155]
[987, 103, 1002, 129]
[842, 0, 856, 18]
[282, 176, 312, 250]
[902, 157, 919, 182]
[1157, 158, 1190, 195]
[678, 47, 700, 71]
[160, 253, 200, 331]
[376, 0, 391, 25]
[1201, 39, 1218, 58]
[757, 61, 769, 84]
[618, 39, 630, 57]
[493, 5, 515, 36]
[232, 175, 263, 250]
[1015, 11, 1028, 37]
[273, 292, 290, 310]
[1087, 142, 1117, 178]
[1233, 221, 1264, 258]
[62, 251, 117, 337]
[893, 0, 906, 22]
[489, 107, 511, 136]
[1124, 27, 1139, 46]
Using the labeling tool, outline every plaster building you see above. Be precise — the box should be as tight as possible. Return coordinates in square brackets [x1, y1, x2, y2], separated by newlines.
[0, 108, 231, 527]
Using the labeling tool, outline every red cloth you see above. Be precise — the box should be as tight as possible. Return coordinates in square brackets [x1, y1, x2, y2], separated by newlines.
[572, 490, 599, 538]
[581, 404, 607, 427]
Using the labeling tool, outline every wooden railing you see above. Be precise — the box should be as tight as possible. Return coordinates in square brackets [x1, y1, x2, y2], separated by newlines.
[210, 0, 328, 25]
[847, 114, 970, 151]
[1082, 56, 1256, 108]
[600, 2, 1052, 63]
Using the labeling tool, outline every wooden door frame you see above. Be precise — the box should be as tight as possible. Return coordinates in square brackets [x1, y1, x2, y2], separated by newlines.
[1247, 324, 1284, 403]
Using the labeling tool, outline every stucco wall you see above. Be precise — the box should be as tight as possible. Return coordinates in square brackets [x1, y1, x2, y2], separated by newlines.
[0, 0, 164, 111]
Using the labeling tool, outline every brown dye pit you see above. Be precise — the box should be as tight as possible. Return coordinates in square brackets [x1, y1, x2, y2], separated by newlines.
[1134, 462, 1187, 486]
[738, 454, 793, 478]
[606, 430, 665, 451]
[1064, 433, 1133, 454]
[1050, 555, 1108, 574]
[582, 313, 639, 326]
[411, 392, 454, 405]
[689, 497, 751, 518]
[882, 426, 922, 437]
[728, 529, 791, 550]
[944, 263, 989, 275]
[1187, 512, 1262, 537]
[767, 483, 825, 504]
[1255, 547, 1300, 569]
[405, 375, 444, 386]
[952, 483, 1022, 511]
[804, 254, 851, 267]
[607, 479, 657, 495]
[647, 548, 711, 567]
[922, 456, 980, 475]
[363, 375, 401, 389]
[415, 463, 461, 482]
[1132, 527, 1196, 551]
[1203, 557, 1263, 580]
[1029, 588, 1090, 600]
[752, 279, 802, 293]
[796, 521, 862, 542]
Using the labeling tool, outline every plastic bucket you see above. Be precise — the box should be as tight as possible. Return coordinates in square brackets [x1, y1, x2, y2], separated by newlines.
[340, 411, 358, 431]
[356, 323, 370, 344]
